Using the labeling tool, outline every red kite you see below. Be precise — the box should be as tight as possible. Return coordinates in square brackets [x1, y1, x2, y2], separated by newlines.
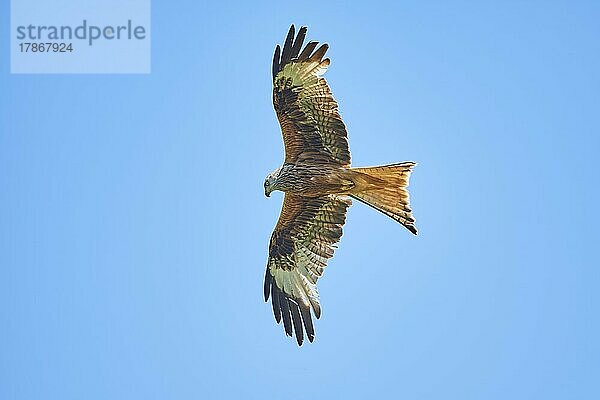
[264, 25, 417, 345]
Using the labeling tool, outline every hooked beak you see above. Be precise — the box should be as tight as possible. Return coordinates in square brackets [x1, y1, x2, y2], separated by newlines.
[265, 189, 271, 197]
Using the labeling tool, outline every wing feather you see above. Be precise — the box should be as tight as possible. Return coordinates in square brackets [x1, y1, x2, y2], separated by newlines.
[290, 26, 307, 61]
[299, 302, 315, 342]
[270, 280, 281, 323]
[272, 25, 351, 166]
[264, 193, 351, 345]
[280, 292, 293, 337]
[308, 43, 329, 62]
[298, 41, 318, 61]
[289, 300, 304, 346]
[280, 25, 296, 66]
[271, 45, 281, 84]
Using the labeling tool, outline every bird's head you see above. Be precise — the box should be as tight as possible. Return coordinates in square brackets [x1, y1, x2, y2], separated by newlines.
[264, 168, 280, 197]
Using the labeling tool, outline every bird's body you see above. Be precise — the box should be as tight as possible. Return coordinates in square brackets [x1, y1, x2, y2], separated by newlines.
[267, 163, 354, 196]
[264, 25, 418, 345]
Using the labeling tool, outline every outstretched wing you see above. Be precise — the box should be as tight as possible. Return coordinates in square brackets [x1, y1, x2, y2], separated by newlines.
[272, 25, 351, 167]
[264, 194, 351, 345]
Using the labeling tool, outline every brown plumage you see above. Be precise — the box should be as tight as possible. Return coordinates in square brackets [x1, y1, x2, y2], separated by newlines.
[264, 25, 418, 345]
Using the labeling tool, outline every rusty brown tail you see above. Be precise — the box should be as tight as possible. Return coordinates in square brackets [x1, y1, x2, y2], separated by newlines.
[348, 162, 418, 235]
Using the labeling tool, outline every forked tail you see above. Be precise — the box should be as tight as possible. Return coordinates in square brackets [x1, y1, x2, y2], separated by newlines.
[349, 162, 418, 235]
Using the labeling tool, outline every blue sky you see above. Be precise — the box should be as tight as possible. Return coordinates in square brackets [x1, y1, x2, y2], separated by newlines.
[1, 1, 599, 399]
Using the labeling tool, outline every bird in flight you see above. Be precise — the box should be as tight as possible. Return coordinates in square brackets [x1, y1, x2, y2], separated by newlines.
[264, 25, 417, 345]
